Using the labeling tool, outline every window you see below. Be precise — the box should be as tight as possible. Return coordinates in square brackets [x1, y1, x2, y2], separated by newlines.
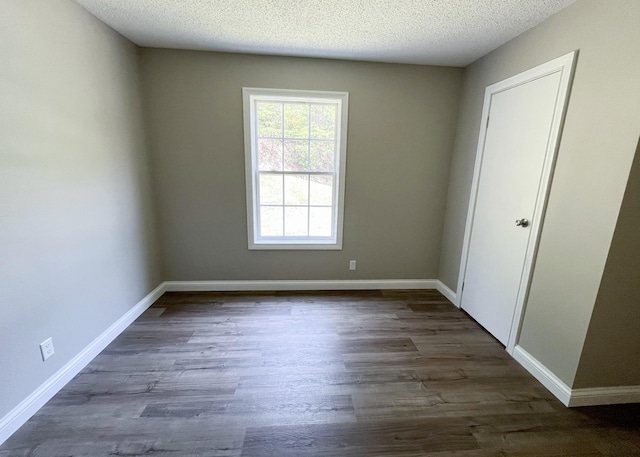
[242, 88, 349, 249]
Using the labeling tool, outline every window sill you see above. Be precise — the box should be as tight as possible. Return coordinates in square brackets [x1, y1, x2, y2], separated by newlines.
[249, 241, 343, 250]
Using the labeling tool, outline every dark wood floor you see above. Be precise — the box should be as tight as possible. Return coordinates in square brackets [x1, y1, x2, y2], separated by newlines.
[2, 290, 639, 456]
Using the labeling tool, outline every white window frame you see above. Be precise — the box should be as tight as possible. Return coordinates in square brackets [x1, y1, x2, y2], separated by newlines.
[242, 87, 349, 250]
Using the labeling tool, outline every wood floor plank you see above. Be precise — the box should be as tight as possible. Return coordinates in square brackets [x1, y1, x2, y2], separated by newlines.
[241, 418, 481, 456]
[1, 290, 639, 456]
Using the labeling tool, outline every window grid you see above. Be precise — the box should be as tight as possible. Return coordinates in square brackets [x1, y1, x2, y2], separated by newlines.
[256, 172, 336, 238]
[255, 100, 338, 240]
[257, 136, 335, 141]
[243, 88, 348, 249]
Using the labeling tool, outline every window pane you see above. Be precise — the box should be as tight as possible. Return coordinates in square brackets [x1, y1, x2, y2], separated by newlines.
[260, 206, 283, 237]
[309, 175, 333, 206]
[309, 207, 332, 236]
[257, 102, 283, 138]
[285, 207, 308, 236]
[310, 104, 336, 139]
[309, 140, 335, 172]
[258, 139, 283, 171]
[284, 174, 309, 205]
[259, 174, 283, 205]
[284, 140, 309, 171]
[284, 104, 309, 139]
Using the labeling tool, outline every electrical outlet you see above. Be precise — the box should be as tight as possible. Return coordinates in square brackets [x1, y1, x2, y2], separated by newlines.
[349, 260, 357, 270]
[40, 337, 55, 361]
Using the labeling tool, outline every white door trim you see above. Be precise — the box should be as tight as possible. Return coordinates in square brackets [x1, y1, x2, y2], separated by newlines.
[456, 51, 577, 354]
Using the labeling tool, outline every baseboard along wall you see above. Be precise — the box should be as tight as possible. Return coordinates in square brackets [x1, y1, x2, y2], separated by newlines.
[1, 279, 442, 445]
[0, 283, 167, 446]
[2, 279, 636, 446]
[434, 281, 457, 305]
[164, 279, 443, 292]
[512, 345, 640, 407]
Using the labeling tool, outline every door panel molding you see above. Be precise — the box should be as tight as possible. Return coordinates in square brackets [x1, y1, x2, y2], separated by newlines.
[456, 51, 577, 354]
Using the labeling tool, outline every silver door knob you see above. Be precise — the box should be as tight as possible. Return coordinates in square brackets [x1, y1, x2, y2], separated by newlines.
[515, 218, 529, 227]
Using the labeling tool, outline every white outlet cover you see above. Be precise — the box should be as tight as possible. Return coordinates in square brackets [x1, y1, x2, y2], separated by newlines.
[349, 260, 357, 270]
[40, 337, 55, 361]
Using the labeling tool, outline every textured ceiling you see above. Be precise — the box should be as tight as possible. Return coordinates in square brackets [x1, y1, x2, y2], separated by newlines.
[74, 0, 576, 66]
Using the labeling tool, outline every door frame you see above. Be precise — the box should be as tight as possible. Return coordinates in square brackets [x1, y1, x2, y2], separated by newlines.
[456, 51, 578, 354]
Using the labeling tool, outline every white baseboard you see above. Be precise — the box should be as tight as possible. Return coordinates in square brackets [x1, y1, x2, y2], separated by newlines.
[9, 280, 636, 447]
[512, 345, 640, 407]
[163, 279, 439, 292]
[569, 385, 640, 407]
[0, 276, 449, 445]
[435, 280, 457, 305]
[0, 283, 166, 446]
[512, 345, 572, 406]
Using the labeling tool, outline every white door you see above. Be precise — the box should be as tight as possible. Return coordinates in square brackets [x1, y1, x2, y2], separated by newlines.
[459, 53, 576, 347]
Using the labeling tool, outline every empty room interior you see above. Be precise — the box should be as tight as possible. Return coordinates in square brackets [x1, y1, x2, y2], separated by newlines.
[1, 0, 639, 455]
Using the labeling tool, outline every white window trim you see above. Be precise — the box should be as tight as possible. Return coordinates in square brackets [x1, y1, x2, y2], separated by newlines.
[242, 87, 349, 250]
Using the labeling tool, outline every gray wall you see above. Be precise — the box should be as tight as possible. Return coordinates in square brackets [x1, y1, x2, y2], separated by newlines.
[141, 50, 462, 281]
[573, 137, 640, 389]
[0, 0, 160, 419]
[439, 0, 640, 386]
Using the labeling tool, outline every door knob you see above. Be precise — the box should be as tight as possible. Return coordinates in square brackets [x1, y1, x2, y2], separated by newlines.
[515, 218, 530, 227]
